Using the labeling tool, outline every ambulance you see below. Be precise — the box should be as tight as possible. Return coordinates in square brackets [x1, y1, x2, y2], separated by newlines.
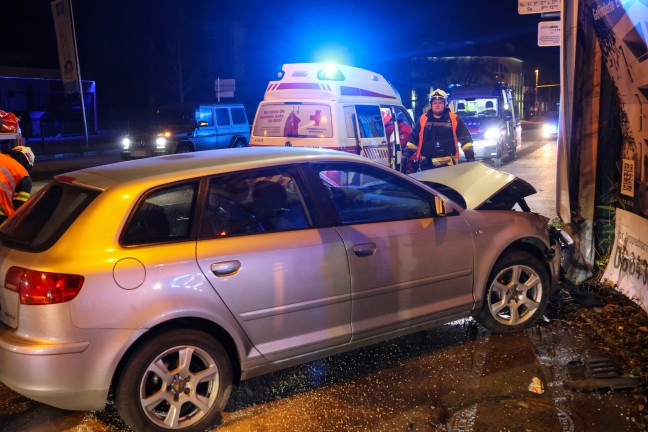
[250, 63, 414, 170]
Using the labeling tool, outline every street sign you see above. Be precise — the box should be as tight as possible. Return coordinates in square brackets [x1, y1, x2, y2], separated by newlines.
[215, 78, 235, 101]
[518, 0, 561, 14]
[538, 21, 562, 46]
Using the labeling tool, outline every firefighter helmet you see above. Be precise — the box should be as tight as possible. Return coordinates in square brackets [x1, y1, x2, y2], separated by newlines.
[429, 89, 448, 104]
[10, 146, 35, 171]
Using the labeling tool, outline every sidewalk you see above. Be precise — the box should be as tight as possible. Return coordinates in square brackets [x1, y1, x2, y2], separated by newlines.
[24, 131, 120, 162]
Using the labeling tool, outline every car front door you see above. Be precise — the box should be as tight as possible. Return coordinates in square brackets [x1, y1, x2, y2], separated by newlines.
[193, 106, 217, 151]
[310, 162, 474, 339]
[196, 166, 352, 361]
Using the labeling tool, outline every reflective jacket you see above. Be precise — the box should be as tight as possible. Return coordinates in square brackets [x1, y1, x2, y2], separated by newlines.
[407, 108, 473, 161]
[0, 154, 31, 219]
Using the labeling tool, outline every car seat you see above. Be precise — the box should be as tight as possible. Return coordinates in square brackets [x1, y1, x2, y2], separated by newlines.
[252, 180, 291, 230]
[483, 101, 497, 116]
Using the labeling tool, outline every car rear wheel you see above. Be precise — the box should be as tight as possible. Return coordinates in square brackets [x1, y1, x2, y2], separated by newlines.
[477, 250, 549, 333]
[231, 138, 247, 148]
[115, 329, 232, 432]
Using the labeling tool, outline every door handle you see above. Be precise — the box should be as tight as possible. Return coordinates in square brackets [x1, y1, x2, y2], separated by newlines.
[211, 260, 241, 277]
[353, 243, 376, 257]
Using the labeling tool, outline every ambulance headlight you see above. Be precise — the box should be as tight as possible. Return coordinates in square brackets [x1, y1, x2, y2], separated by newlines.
[121, 137, 131, 149]
[155, 137, 167, 148]
[484, 128, 501, 140]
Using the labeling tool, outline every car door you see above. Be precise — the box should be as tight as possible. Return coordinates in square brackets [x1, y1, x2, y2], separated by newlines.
[196, 165, 352, 361]
[310, 162, 475, 339]
[342, 104, 389, 166]
[214, 107, 233, 148]
[193, 106, 217, 150]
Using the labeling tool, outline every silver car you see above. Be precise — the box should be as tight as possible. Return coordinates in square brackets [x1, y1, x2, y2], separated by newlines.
[0, 148, 569, 432]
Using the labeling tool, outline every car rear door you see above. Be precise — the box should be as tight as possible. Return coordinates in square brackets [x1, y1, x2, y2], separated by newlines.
[214, 107, 233, 148]
[309, 162, 475, 339]
[196, 166, 352, 361]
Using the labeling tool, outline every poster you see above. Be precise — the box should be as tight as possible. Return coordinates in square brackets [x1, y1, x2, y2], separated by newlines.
[601, 209, 648, 311]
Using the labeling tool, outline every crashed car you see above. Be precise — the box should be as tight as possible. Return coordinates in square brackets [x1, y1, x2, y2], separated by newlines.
[0, 147, 570, 432]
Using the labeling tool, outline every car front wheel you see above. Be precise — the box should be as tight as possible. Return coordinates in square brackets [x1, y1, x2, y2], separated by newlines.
[477, 250, 549, 333]
[115, 329, 232, 432]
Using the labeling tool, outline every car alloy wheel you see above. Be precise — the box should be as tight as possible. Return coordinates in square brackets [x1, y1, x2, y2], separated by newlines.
[116, 329, 232, 431]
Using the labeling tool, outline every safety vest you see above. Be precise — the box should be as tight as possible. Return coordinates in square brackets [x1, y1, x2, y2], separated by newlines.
[0, 154, 29, 218]
[415, 111, 459, 160]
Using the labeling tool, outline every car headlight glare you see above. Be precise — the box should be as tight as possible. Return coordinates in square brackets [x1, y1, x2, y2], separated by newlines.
[484, 127, 500, 140]
[155, 137, 167, 148]
[121, 137, 131, 149]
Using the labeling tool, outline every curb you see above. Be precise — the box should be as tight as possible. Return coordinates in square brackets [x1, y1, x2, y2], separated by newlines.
[36, 149, 120, 162]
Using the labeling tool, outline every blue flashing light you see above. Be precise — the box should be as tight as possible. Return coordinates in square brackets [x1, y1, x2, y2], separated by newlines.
[317, 63, 345, 81]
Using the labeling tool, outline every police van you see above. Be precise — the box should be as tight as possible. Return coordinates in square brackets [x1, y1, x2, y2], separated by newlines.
[448, 83, 521, 166]
[250, 63, 414, 170]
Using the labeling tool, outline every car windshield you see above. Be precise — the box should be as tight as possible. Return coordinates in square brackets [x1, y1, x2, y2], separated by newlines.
[0, 181, 99, 252]
[154, 107, 196, 128]
[453, 98, 498, 118]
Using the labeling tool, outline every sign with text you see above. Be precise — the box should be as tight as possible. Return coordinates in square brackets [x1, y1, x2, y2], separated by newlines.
[51, 0, 79, 95]
[215, 78, 235, 99]
[538, 21, 562, 46]
[518, 0, 561, 14]
[602, 209, 648, 311]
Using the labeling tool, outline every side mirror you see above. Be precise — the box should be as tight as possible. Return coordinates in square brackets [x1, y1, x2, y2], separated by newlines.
[503, 111, 512, 120]
[435, 195, 447, 216]
[198, 121, 209, 127]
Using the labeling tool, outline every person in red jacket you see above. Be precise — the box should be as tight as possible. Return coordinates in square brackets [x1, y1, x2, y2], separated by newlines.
[404, 89, 474, 171]
[0, 146, 35, 224]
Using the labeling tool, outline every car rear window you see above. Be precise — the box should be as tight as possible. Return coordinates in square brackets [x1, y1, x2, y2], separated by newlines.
[0, 182, 99, 252]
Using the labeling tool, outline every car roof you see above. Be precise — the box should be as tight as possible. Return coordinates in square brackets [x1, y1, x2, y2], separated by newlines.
[56, 147, 366, 190]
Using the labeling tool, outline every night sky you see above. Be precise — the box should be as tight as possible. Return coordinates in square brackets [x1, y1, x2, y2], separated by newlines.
[3, 1, 559, 120]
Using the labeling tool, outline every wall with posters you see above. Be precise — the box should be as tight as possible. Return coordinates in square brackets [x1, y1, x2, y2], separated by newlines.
[560, 0, 648, 309]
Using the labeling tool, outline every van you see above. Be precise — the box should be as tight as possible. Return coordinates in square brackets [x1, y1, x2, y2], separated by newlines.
[250, 63, 414, 170]
[121, 103, 250, 160]
[448, 83, 521, 166]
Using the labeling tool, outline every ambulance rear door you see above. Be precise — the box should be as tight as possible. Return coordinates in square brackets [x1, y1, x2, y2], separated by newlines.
[342, 104, 389, 166]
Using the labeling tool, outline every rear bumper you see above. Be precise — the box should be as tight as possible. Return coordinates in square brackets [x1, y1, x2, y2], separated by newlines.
[0, 325, 138, 411]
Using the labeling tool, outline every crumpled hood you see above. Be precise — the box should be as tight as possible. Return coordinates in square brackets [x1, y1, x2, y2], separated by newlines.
[410, 161, 536, 210]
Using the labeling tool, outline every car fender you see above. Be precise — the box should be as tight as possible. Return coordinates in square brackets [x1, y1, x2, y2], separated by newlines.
[459, 209, 554, 308]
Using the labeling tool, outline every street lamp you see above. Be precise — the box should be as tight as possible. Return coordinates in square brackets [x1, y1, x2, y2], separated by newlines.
[534, 69, 539, 114]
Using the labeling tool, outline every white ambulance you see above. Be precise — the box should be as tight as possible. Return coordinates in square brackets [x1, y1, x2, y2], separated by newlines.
[250, 63, 414, 170]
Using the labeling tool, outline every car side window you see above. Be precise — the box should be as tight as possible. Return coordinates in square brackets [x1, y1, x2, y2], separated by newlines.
[122, 182, 198, 245]
[215, 108, 230, 126]
[202, 167, 313, 238]
[230, 107, 247, 125]
[312, 163, 434, 224]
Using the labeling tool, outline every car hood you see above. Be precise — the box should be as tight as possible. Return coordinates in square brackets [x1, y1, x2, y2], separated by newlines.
[410, 161, 536, 210]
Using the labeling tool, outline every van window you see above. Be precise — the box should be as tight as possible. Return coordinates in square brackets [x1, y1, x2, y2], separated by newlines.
[215, 108, 230, 126]
[231, 107, 247, 125]
[355, 105, 384, 138]
[253, 103, 333, 138]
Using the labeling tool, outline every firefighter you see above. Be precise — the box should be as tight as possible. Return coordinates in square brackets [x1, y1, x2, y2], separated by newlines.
[404, 89, 475, 171]
[0, 146, 35, 224]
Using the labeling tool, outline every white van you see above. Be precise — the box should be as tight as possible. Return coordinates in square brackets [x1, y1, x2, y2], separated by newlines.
[251, 63, 414, 170]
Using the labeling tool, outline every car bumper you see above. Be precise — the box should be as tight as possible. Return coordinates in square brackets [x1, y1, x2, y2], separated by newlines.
[471, 138, 499, 159]
[121, 148, 168, 160]
[0, 324, 141, 411]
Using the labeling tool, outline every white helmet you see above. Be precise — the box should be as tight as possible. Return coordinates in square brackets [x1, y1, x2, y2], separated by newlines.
[429, 88, 448, 104]
[10, 146, 35, 171]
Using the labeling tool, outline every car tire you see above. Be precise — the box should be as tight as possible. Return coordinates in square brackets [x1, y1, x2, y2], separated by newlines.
[231, 138, 248, 148]
[175, 143, 192, 154]
[476, 250, 550, 333]
[115, 329, 232, 432]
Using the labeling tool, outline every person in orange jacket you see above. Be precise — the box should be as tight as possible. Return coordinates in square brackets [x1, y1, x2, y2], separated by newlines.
[0, 146, 35, 224]
[404, 89, 474, 171]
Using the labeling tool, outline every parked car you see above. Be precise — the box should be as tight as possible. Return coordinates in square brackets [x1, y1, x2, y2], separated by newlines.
[120, 103, 250, 160]
[0, 147, 570, 432]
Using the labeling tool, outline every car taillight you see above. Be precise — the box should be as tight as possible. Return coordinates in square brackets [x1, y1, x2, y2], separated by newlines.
[4, 266, 84, 305]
